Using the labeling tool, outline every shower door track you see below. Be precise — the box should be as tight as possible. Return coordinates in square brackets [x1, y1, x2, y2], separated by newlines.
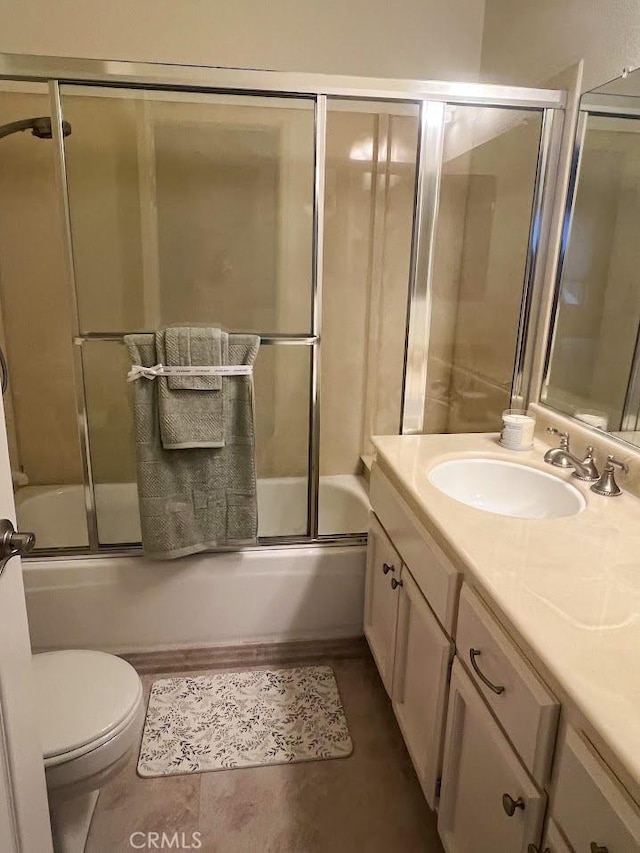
[25, 534, 369, 562]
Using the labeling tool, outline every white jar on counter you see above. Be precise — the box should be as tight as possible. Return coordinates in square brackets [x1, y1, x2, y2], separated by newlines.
[499, 409, 535, 451]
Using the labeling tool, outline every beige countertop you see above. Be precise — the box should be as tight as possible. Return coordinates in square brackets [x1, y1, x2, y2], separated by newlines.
[372, 432, 640, 799]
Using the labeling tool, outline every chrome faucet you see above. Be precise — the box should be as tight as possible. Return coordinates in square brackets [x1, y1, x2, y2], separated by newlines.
[590, 455, 628, 497]
[543, 428, 600, 482]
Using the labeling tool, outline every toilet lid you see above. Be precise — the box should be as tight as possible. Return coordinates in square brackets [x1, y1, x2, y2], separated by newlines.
[33, 650, 142, 760]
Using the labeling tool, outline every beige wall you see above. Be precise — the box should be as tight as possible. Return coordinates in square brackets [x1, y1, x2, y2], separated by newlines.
[481, 0, 640, 92]
[0, 0, 485, 82]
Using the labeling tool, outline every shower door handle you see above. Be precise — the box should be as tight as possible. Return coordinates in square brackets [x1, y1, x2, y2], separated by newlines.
[0, 519, 35, 577]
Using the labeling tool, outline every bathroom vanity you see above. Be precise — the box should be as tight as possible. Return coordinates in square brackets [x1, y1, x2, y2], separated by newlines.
[366, 432, 640, 853]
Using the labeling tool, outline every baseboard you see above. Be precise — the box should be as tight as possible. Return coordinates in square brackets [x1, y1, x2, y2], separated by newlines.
[123, 635, 369, 674]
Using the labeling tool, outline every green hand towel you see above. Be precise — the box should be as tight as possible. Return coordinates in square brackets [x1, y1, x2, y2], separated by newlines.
[155, 327, 227, 449]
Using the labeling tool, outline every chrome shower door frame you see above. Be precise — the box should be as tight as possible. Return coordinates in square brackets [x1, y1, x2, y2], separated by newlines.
[401, 100, 564, 434]
[0, 54, 565, 556]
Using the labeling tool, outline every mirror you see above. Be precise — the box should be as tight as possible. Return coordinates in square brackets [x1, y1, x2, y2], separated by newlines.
[542, 66, 640, 447]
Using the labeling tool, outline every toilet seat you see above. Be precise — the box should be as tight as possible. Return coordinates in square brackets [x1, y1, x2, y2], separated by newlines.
[34, 650, 143, 766]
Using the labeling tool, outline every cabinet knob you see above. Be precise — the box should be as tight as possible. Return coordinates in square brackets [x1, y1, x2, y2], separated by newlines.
[382, 562, 395, 574]
[502, 793, 525, 817]
[390, 577, 403, 590]
[590, 845, 609, 853]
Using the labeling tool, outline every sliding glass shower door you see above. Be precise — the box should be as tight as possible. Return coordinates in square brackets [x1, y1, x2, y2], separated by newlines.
[0, 82, 89, 549]
[60, 86, 316, 545]
[0, 57, 562, 555]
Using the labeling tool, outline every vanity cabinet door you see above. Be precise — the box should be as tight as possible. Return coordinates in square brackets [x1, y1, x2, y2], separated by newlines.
[539, 818, 572, 853]
[392, 566, 454, 810]
[438, 660, 546, 853]
[364, 514, 401, 695]
[553, 727, 640, 853]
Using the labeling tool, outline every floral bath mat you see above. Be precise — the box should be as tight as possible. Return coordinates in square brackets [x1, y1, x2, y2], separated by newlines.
[137, 665, 353, 777]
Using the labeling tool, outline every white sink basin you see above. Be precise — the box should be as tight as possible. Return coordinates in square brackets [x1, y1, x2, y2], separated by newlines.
[428, 458, 586, 519]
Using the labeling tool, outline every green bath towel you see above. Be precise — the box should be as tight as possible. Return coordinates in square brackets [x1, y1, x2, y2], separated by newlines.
[125, 332, 260, 559]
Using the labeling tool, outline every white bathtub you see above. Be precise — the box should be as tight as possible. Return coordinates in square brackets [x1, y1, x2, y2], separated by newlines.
[19, 475, 369, 654]
[23, 542, 367, 653]
[16, 474, 369, 549]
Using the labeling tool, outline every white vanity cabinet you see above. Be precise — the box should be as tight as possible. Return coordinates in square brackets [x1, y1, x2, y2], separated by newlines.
[456, 584, 559, 787]
[539, 818, 572, 853]
[366, 457, 640, 853]
[392, 566, 454, 808]
[364, 513, 402, 695]
[369, 466, 460, 634]
[438, 659, 547, 853]
[551, 727, 640, 853]
[366, 466, 460, 810]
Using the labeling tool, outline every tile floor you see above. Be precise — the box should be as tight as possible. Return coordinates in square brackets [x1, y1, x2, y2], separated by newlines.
[86, 654, 444, 853]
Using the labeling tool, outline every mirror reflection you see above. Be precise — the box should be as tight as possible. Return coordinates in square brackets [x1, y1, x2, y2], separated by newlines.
[543, 68, 640, 446]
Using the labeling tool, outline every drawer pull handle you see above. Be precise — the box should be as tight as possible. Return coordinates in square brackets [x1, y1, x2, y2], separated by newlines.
[390, 577, 403, 590]
[502, 793, 524, 817]
[590, 845, 609, 853]
[382, 562, 395, 575]
[470, 649, 505, 695]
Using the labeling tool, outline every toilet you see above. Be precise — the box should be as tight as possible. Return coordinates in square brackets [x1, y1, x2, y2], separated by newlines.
[33, 650, 144, 853]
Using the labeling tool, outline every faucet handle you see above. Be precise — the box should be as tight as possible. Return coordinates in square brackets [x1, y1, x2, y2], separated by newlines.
[573, 445, 599, 482]
[607, 455, 629, 473]
[590, 455, 629, 497]
[546, 426, 570, 449]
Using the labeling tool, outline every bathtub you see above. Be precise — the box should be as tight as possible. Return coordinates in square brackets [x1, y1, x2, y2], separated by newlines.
[15, 474, 369, 548]
[19, 474, 369, 654]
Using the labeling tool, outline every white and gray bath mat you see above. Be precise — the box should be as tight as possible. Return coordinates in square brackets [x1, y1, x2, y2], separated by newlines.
[137, 665, 353, 777]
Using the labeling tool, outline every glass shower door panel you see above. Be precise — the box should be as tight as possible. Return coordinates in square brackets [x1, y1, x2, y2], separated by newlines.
[82, 341, 311, 544]
[83, 342, 139, 545]
[60, 87, 315, 335]
[253, 345, 311, 538]
[0, 84, 87, 550]
[425, 106, 543, 434]
[318, 101, 418, 535]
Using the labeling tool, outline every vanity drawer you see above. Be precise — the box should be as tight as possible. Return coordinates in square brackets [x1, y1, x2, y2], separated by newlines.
[370, 465, 460, 635]
[456, 584, 559, 786]
[553, 727, 640, 853]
